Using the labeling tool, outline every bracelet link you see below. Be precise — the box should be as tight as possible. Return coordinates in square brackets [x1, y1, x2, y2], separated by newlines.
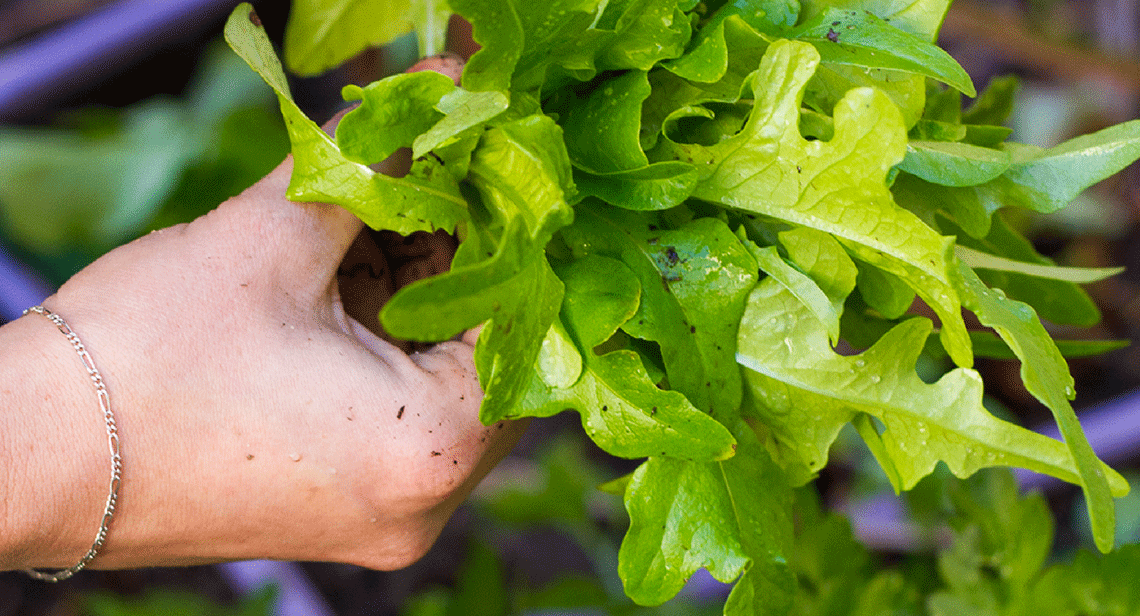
[22, 305, 122, 583]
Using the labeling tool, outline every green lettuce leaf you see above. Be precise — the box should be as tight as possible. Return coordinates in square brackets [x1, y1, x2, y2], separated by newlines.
[996, 121, 1140, 214]
[779, 225, 859, 322]
[460, 115, 577, 421]
[574, 163, 698, 211]
[661, 18, 731, 83]
[557, 254, 642, 349]
[474, 249, 566, 422]
[465, 115, 575, 240]
[911, 121, 1140, 233]
[660, 0, 798, 82]
[737, 277, 1120, 493]
[382, 217, 531, 341]
[891, 171, 1002, 239]
[337, 71, 456, 164]
[641, 17, 773, 150]
[913, 118, 967, 141]
[284, 0, 413, 75]
[521, 345, 738, 460]
[448, 0, 527, 92]
[560, 69, 651, 173]
[225, 4, 469, 235]
[945, 213, 1102, 327]
[520, 254, 737, 460]
[556, 67, 702, 209]
[922, 82, 962, 123]
[380, 215, 564, 425]
[680, 39, 971, 367]
[708, 0, 800, 35]
[618, 427, 795, 615]
[384, 114, 575, 421]
[592, 0, 692, 73]
[897, 141, 1011, 187]
[749, 242, 843, 344]
[283, 0, 451, 74]
[804, 63, 926, 130]
[956, 245, 1124, 284]
[797, 0, 953, 125]
[800, 0, 952, 41]
[408, 0, 454, 59]
[791, 7, 975, 96]
[953, 262, 1128, 554]
[852, 260, 915, 320]
[562, 206, 759, 423]
[963, 124, 1014, 148]
[536, 319, 582, 389]
[451, 0, 690, 95]
[412, 89, 511, 159]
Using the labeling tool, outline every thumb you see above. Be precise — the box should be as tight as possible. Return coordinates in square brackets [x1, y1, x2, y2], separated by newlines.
[228, 56, 466, 304]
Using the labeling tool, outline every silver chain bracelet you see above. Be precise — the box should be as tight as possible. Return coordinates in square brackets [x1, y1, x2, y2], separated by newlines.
[22, 305, 122, 582]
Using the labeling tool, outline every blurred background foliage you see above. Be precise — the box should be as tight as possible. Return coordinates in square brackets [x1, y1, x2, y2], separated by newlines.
[1, 0, 1139, 615]
[0, 38, 290, 285]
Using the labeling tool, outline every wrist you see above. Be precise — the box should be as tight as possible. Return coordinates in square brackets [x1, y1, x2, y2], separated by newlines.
[0, 310, 110, 572]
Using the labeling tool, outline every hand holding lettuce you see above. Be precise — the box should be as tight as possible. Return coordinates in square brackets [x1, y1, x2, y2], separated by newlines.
[227, 0, 1139, 611]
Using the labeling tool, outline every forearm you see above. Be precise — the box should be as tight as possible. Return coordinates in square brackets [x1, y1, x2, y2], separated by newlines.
[0, 311, 108, 572]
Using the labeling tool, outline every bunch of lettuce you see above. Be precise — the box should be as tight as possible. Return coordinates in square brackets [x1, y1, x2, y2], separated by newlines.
[225, 1, 1139, 612]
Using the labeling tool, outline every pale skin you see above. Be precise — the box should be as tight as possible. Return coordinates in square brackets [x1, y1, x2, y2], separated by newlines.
[0, 56, 525, 574]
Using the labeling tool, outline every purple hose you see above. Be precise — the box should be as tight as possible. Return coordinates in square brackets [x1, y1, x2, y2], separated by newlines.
[217, 561, 334, 616]
[0, 243, 52, 320]
[1015, 393, 1140, 490]
[0, 0, 239, 121]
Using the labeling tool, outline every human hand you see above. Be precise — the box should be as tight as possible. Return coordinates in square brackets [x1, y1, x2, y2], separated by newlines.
[4, 56, 524, 572]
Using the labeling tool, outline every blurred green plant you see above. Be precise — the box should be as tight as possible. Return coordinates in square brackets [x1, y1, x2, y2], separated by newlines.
[82, 585, 276, 616]
[0, 39, 289, 283]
